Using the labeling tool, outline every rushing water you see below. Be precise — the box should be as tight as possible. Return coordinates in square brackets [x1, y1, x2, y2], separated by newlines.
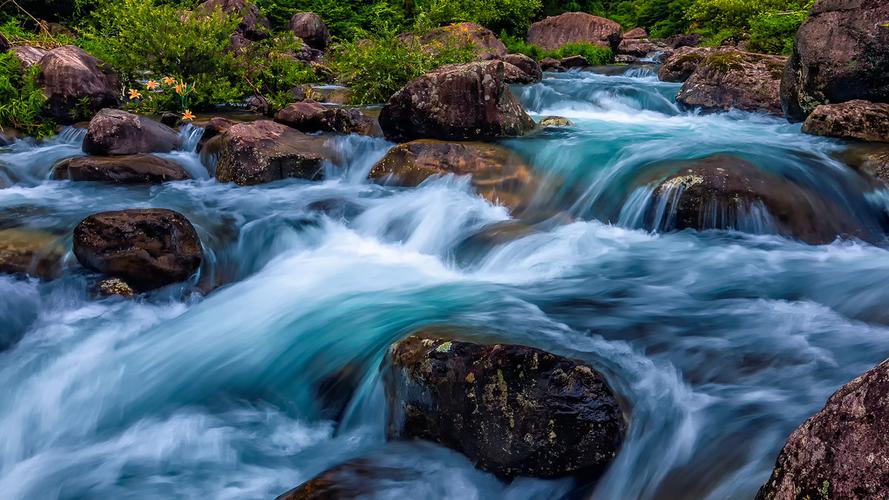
[2, 67, 889, 499]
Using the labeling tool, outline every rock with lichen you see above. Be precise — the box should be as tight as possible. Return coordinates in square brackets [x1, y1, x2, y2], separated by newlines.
[382, 328, 626, 479]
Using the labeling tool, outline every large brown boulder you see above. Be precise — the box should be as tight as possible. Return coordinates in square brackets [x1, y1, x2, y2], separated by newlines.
[201, 0, 269, 41]
[527, 12, 621, 51]
[419, 22, 507, 58]
[502, 53, 542, 83]
[73, 209, 203, 291]
[213, 120, 331, 185]
[658, 46, 712, 83]
[0, 229, 64, 280]
[757, 358, 889, 499]
[10, 45, 48, 68]
[676, 50, 787, 115]
[274, 101, 381, 136]
[782, 0, 889, 122]
[383, 329, 626, 479]
[802, 100, 889, 142]
[370, 140, 536, 212]
[622, 27, 647, 40]
[52, 155, 190, 184]
[836, 143, 889, 186]
[617, 38, 658, 58]
[37, 46, 119, 123]
[289, 12, 330, 51]
[82, 109, 181, 155]
[642, 155, 867, 244]
[379, 61, 535, 142]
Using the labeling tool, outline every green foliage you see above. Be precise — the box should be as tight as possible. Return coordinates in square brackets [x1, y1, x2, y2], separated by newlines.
[415, 0, 542, 36]
[327, 30, 476, 105]
[258, 0, 412, 39]
[0, 19, 75, 48]
[0, 52, 56, 139]
[686, 0, 812, 49]
[747, 10, 807, 55]
[501, 33, 546, 60]
[502, 35, 612, 64]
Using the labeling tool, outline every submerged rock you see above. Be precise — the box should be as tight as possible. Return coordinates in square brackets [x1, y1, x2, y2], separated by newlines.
[757, 357, 889, 499]
[836, 143, 889, 186]
[73, 209, 203, 291]
[0, 229, 63, 280]
[676, 49, 787, 115]
[802, 100, 889, 143]
[275, 101, 380, 136]
[657, 46, 712, 83]
[501, 54, 542, 83]
[37, 46, 119, 124]
[370, 140, 537, 212]
[383, 329, 627, 479]
[379, 61, 535, 142]
[528, 12, 621, 51]
[781, 0, 889, 122]
[289, 12, 329, 51]
[277, 459, 413, 500]
[82, 109, 181, 155]
[212, 120, 332, 185]
[53, 155, 190, 184]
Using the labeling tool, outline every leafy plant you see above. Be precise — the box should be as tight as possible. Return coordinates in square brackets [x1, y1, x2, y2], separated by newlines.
[747, 10, 807, 55]
[415, 0, 542, 36]
[501, 36, 613, 64]
[0, 52, 56, 139]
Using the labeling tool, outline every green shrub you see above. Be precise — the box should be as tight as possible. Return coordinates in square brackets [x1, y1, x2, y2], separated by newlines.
[258, 0, 411, 39]
[327, 30, 476, 105]
[501, 33, 546, 60]
[747, 10, 807, 55]
[0, 52, 56, 139]
[549, 42, 612, 65]
[686, 0, 812, 50]
[415, 0, 542, 36]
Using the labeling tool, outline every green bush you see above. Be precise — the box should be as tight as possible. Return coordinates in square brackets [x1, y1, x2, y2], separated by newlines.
[258, 0, 412, 39]
[327, 30, 476, 105]
[501, 36, 613, 64]
[501, 33, 546, 60]
[0, 52, 56, 139]
[686, 0, 812, 50]
[747, 10, 807, 55]
[415, 0, 542, 36]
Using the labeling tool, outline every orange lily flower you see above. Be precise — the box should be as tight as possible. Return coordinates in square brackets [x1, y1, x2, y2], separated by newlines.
[175, 83, 186, 96]
[128, 89, 142, 100]
[162, 76, 176, 86]
[181, 110, 195, 121]
[146, 80, 159, 90]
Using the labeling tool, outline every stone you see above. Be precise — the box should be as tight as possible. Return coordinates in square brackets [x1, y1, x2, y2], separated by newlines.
[275, 101, 381, 136]
[277, 459, 412, 500]
[418, 22, 507, 58]
[665, 33, 703, 49]
[52, 155, 190, 184]
[502, 53, 542, 83]
[560, 55, 588, 69]
[0, 229, 63, 280]
[73, 209, 203, 291]
[37, 46, 119, 123]
[657, 46, 712, 83]
[201, 0, 269, 41]
[757, 357, 889, 499]
[95, 278, 136, 298]
[539, 116, 574, 127]
[676, 49, 787, 115]
[622, 27, 647, 40]
[289, 12, 330, 51]
[835, 143, 889, 186]
[369, 140, 537, 212]
[82, 109, 181, 155]
[781, 0, 889, 122]
[383, 329, 627, 479]
[802, 100, 889, 142]
[528, 12, 622, 51]
[617, 38, 658, 57]
[10, 45, 48, 68]
[539, 57, 563, 72]
[378, 61, 535, 142]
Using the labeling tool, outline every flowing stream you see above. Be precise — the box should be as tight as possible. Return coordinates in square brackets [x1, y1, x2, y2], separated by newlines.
[2, 67, 889, 499]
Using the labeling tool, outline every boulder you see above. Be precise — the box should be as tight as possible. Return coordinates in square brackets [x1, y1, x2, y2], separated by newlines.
[657, 46, 712, 83]
[614, 54, 640, 64]
[418, 22, 507, 58]
[757, 357, 889, 499]
[10, 45, 47, 68]
[539, 116, 574, 127]
[277, 459, 412, 500]
[622, 27, 647, 40]
[274, 101, 381, 136]
[82, 109, 181, 155]
[369, 140, 536, 212]
[528, 12, 622, 51]
[836, 143, 889, 186]
[539, 57, 563, 72]
[289, 12, 330, 51]
[95, 278, 136, 298]
[560, 55, 588, 69]
[197, 116, 237, 152]
[37, 46, 119, 124]
[642, 154, 866, 244]
[201, 0, 269, 41]
[73, 209, 203, 291]
[502, 53, 542, 83]
[676, 50, 787, 115]
[378, 61, 535, 142]
[501, 61, 537, 84]
[0, 229, 63, 280]
[383, 330, 627, 479]
[665, 33, 703, 49]
[802, 100, 889, 142]
[617, 38, 658, 58]
[52, 155, 190, 184]
[213, 120, 330, 185]
[781, 0, 889, 122]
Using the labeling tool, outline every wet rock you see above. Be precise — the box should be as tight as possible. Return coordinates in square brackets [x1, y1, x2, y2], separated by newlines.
[617, 37, 658, 58]
[379, 61, 535, 142]
[82, 109, 181, 155]
[802, 100, 889, 143]
[502, 54, 542, 83]
[0, 229, 63, 280]
[10, 45, 47, 68]
[52, 155, 190, 184]
[418, 22, 507, 59]
[623, 27, 647, 40]
[212, 120, 330, 185]
[835, 143, 889, 186]
[197, 116, 237, 152]
[657, 46, 712, 83]
[757, 357, 889, 500]
[781, 0, 889, 122]
[289, 12, 330, 51]
[665, 33, 703, 49]
[277, 459, 412, 500]
[676, 50, 787, 115]
[643, 154, 865, 244]
[200, 0, 269, 41]
[528, 12, 621, 51]
[539, 116, 574, 127]
[614, 54, 639, 64]
[383, 329, 627, 479]
[159, 112, 180, 127]
[73, 209, 203, 291]
[275, 101, 381, 136]
[95, 278, 135, 298]
[37, 45, 119, 123]
[370, 140, 536, 212]
[540, 57, 563, 72]
[560, 55, 588, 69]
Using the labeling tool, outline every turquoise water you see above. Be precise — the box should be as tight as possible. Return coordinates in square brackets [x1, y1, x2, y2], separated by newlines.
[2, 68, 889, 499]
